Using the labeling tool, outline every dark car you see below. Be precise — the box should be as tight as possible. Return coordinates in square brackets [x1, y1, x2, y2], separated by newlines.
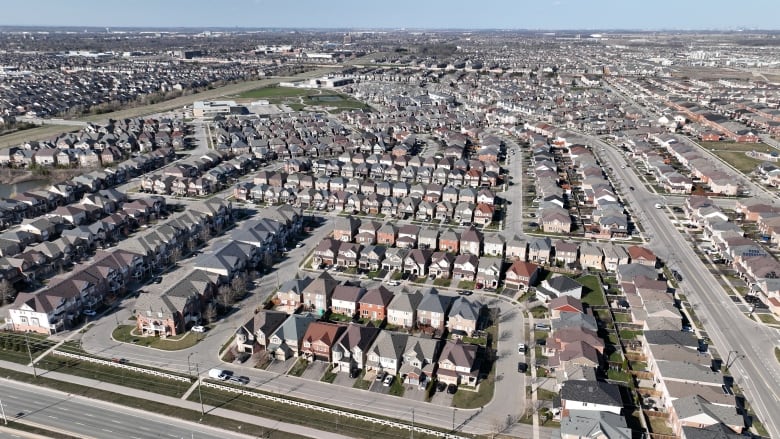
[237, 353, 251, 364]
[152, 276, 163, 284]
[447, 384, 458, 394]
[672, 270, 683, 282]
[458, 290, 473, 296]
[436, 381, 447, 392]
[629, 186, 635, 191]
[517, 362, 528, 373]
[349, 368, 360, 379]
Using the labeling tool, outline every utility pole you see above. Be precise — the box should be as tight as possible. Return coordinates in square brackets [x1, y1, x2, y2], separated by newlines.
[410, 408, 414, 439]
[195, 363, 204, 416]
[24, 332, 37, 378]
[187, 352, 195, 377]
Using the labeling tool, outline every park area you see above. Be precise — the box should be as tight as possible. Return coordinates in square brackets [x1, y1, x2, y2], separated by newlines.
[698, 140, 772, 173]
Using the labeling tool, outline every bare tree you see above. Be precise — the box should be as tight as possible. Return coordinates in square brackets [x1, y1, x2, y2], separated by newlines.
[217, 284, 236, 309]
[230, 274, 248, 300]
[0, 279, 16, 305]
[203, 302, 218, 324]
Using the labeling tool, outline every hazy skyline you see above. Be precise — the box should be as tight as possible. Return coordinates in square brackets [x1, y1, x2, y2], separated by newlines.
[2, 0, 779, 30]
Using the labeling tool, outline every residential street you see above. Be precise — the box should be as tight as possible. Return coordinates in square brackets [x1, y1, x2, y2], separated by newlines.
[589, 134, 780, 439]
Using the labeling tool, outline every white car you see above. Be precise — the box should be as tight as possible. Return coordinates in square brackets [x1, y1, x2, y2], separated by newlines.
[383, 374, 394, 387]
[191, 325, 206, 333]
[83, 309, 97, 317]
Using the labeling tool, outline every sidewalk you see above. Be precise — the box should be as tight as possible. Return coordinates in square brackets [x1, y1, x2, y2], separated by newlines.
[0, 359, 351, 439]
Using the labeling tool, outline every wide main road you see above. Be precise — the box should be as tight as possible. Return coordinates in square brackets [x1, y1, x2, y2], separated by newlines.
[0, 379, 254, 439]
[588, 134, 780, 439]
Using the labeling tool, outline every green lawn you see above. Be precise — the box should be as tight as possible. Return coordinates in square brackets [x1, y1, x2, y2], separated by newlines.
[433, 277, 452, 287]
[536, 388, 558, 401]
[288, 358, 309, 377]
[457, 280, 476, 290]
[388, 375, 405, 397]
[530, 305, 548, 319]
[112, 325, 200, 351]
[614, 313, 632, 323]
[236, 86, 311, 99]
[607, 369, 633, 384]
[698, 140, 771, 153]
[321, 366, 338, 384]
[619, 329, 643, 340]
[757, 313, 780, 325]
[36, 353, 193, 398]
[0, 367, 301, 439]
[0, 332, 55, 364]
[711, 150, 764, 173]
[452, 374, 495, 409]
[577, 275, 606, 306]
[647, 417, 674, 435]
[391, 271, 404, 281]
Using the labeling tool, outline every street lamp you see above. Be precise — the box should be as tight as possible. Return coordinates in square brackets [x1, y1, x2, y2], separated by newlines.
[195, 363, 205, 416]
[725, 350, 744, 369]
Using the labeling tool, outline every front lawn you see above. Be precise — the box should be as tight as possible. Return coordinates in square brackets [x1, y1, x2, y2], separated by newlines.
[457, 280, 476, 290]
[388, 375, 405, 397]
[112, 325, 200, 351]
[288, 358, 309, 377]
[391, 271, 404, 281]
[321, 366, 338, 384]
[433, 277, 452, 287]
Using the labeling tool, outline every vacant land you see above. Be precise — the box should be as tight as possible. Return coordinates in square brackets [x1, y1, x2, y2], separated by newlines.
[236, 86, 371, 113]
[698, 141, 771, 153]
[711, 150, 765, 173]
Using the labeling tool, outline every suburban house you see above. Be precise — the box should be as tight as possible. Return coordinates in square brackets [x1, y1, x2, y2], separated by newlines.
[366, 330, 409, 376]
[452, 253, 479, 281]
[476, 257, 502, 289]
[436, 340, 479, 386]
[447, 296, 483, 337]
[387, 291, 423, 329]
[505, 261, 540, 290]
[560, 380, 623, 416]
[235, 310, 288, 354]
[266, 313, 318, 361]
[540, 275, 584, 301]
[399, 335, 440, 386]
[429, 251, 455, 279]
[300, 321, 346, 362]
[275, 277, 312, 313]
[332, 323, 382, 373]
[416, 289, 453, 333]
[302, 272, 339, 316]
[358, 286, 395, 322]
[331, 285, 366, 317]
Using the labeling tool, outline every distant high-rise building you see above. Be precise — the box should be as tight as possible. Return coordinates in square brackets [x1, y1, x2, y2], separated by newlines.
[343, 33, 352, 45]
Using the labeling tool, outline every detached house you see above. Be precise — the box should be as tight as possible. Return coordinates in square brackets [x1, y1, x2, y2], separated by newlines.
[400, 336, 440, 386]
[387, 291, 423, 329]
[267, 313, 318, 360]
[235, 310, 288, 354]
[436, 340, 479, 386]
[333, 323, 381, 373]
[358, 286, 395, 321]
[302, 273, 338, 315]
[331, 285, 366, 317]
[416, 289, 453, 333]
[300, 321, 346, 362]
[447, 296, 483, 337]
[505, 261, 540, 290]
[366, 330, 409, 376]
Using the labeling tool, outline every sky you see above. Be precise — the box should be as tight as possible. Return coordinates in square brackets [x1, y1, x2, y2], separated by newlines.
[2, 0, 779, 30]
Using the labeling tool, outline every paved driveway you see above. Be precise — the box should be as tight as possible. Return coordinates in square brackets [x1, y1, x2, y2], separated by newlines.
[300, 360, 330, 381]
[331, 370, 358, 388]
[265, 357, 295, 374]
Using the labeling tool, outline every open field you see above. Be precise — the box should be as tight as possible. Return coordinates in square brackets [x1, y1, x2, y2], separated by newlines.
[711, 150, 765, 173]
[698, 141, 773, 153]
[235, 85, 371, 113]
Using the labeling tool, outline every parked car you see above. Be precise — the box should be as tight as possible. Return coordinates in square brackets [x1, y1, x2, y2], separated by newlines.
[447, 384, 458, 394]
[436, 381, 447, 392]
[518, 343, 526, 354]
[383, 374, 394, 387]
[458, 290, 473, 296]
[534, 323, 551, 331]
[112, 358, 128, 364]
[517, 362, 528, 373]
[152, 276, 163, 284]
[375, 371, 386, 382]
[295, 242, 305, 248]
[191, 325, 206, 333]
[83, 309, 97, 317]
[237, 353, 251, 364]
[229, 375, 250, 385]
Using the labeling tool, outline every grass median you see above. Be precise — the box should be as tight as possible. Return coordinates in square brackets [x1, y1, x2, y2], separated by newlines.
[0, 367, 304, 439]
[191, 384, 465, 439]
[35, 352, 193, 398]
[0, 332, 55, 364]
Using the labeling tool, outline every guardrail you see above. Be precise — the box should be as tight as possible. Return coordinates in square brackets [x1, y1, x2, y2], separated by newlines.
[202, 381, 468, 439]
[51, 350, 191, 382]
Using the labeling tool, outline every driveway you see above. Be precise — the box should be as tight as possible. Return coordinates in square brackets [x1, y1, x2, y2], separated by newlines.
[300, 360, 330, 381]
[265, 357, 295, 374]
[428, 387, 454, 407]
[402, 381, 429, 402]
[330, 370, 358, 388]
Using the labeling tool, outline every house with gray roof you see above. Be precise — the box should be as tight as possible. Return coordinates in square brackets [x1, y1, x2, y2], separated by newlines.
[235, 310, 288, 354]
[560, 380, 623, 415]
[332, 323, 382, 373]
[267, 313, 318, 360]
[416, 288, 453, 333]
[366, 330, 409, 375]
[447, 296, 483, 337]
[399, 335, 440, 386]
[387, 290, 423, 329]
[672, 395, 743, 436]
[540, 275, 584, 301]
[558, 410, 631, 439]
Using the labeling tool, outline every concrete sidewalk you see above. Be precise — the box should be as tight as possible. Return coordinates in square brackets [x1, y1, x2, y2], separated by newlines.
[0, 359, 350, 439]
